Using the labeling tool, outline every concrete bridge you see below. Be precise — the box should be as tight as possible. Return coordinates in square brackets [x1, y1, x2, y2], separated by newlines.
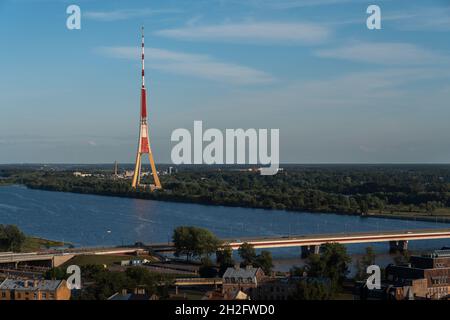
[3, 228, 450, 266]
[147, 228, 450, 257]
[224, 228, 450, 257]
[0, 247, 146, 268]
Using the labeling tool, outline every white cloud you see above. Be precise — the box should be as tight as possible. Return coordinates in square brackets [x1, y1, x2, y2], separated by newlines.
[155, 22, 330, 44]
[185, 67, 450, 161]
[84, 8, 179, 21]
[383, 7, 450, 32]
[221, 0, 365, 9]
[191, 67, 450, 123]
[95, 46, 275, 85]
[315, 42, 449, 65]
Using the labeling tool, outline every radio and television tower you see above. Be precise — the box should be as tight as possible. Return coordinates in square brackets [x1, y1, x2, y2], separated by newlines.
[131, 27, 162, 190]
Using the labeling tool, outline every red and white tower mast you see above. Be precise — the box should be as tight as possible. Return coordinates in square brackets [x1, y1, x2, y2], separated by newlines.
[131, 27, 162, 189]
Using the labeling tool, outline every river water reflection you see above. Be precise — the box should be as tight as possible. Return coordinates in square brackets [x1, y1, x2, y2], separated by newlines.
[1, 185, 450, 268]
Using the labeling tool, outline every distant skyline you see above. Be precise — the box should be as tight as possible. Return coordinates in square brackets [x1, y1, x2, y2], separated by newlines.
[1, 0, 450, 164]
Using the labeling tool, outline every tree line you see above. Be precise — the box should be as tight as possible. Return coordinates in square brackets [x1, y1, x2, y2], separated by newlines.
[4, 164, 450, 216]
[0, 224, 26, 252]
[172, 226, 274, 276]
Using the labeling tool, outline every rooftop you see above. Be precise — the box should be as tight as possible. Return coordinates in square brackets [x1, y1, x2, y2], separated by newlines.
[422, 249, 450, 258]
[223, 266, 260, 279]
[0, 279, 64, 291]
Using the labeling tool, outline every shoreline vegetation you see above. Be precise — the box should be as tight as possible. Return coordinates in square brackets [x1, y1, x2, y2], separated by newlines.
[1, 224, 66, 252]
[2, 165, 450, 224]
[22, 236, 66, 252]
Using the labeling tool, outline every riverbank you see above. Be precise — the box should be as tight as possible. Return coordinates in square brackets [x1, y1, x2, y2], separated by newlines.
[21, 236, 66, 252]
[1, 184, 450, 254]
[366, 212, 450, 224]
[5, 165, 450, 224]
[23, 183, 361, 215]
[21, 183, 450, 225]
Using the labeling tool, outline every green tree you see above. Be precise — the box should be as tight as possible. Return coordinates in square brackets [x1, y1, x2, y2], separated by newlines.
[237, 243, 273, 274]
[44, 267, 67, 280]
[216, 246, 235, 275]
[125, 267, 159, 293]
[393, 251, 410, 265]
[238, 242, 257, 266]
[75, 265, 164, 300]
[199, 257, 218, 278]
[305, 243, 351, 290]
[172, 226, 222, 261]
[359, 200, 369, 214]
[355, 246, 376, 281]
[290, 280, 333, 300]
[255, 250, 273, 275]
[0, 224, 26, 252]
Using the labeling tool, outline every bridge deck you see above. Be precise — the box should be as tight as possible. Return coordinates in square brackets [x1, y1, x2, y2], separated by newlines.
[0, 247, 144, 265]
[224, 228, 450, 249]
[147, 228, 450, 250]
[2, 228, 450, 264]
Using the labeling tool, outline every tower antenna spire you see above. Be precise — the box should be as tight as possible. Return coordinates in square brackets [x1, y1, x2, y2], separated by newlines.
[132, 26, 162, 190]
[141, 26, 145, 88]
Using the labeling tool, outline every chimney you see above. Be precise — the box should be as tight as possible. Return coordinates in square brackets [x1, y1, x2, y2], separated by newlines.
[121, 289, 127, 296]
[234, 264, 240, 270]
[24, 281, 28, 288]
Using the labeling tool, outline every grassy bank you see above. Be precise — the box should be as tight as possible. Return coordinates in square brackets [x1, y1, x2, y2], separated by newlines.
[21, 237, 66, 252]
[367, 210, 450, 223]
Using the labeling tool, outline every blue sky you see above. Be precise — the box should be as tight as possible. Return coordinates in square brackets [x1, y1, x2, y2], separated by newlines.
[1, 0, 450, 164]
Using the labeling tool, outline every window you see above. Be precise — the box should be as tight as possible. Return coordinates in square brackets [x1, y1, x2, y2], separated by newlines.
[1, 292, 5, 298]
[42, 292, 47, 300]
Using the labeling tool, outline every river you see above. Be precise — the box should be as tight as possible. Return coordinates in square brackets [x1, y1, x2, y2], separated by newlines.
[1, 185, 450, 270]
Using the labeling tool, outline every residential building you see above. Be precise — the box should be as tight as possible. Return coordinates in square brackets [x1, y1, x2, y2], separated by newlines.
[222, 265, 265, 297]
[386, 250, 450, 299]
[203, 289, 249, 300]
[0, 279, 71, 300]
[357, 249, 450, 300]
[108, 288, 158, 300]
[251, 277, 298, 300]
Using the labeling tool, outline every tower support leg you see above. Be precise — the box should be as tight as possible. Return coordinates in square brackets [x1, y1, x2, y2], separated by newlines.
[148, 151, 161, 189]
[132, 153, 142, 188]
